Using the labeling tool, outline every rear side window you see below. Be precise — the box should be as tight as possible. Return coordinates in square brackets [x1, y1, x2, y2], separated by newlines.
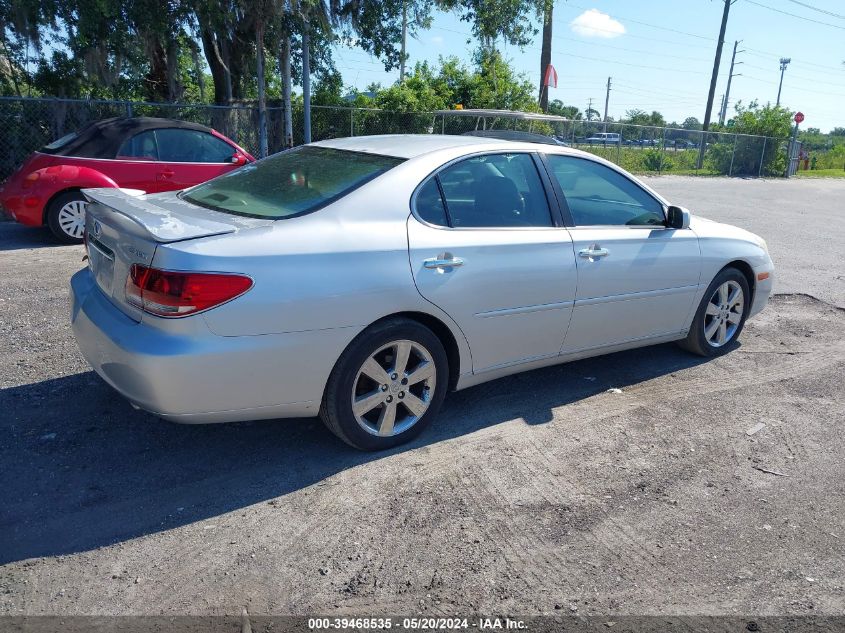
[416, 153, 552, 228]
[183, 146, 404, 219]
[43, 132, 78, 151]
[415, 178, 449, 226]
[118, 131, 159, 161]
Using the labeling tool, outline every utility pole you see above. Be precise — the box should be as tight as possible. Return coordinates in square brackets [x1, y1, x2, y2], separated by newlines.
[777, 57, 791, 106]
[698, 0, 732, 169]
[587, 97, 594, 121]
[538, 0, 553, 112]
[399, 0, 407, 83]
[603, 77, 612, 133]
[718, 94, 725, 125]
[720, 40, 743, 124]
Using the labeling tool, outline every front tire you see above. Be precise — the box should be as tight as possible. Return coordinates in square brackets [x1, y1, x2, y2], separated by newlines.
[320, 318, 448, 451]
[46, 191, 88, 244]
[679, 267, 750, 357]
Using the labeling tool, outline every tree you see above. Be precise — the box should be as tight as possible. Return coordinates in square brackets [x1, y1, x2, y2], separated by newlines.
[708, 100, 793, 176]
[682, 116, 701, 130]
[439, 0, 538, 49]
[547, 99, 581, 120]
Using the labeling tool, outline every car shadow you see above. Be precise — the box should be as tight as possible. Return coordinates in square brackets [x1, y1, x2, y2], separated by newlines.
[0, 222, 72, 251]
[0, 342, 718, 564]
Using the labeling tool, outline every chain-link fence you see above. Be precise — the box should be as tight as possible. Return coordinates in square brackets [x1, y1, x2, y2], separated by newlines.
[0, 96, 787, 181]
[433, 112, 787, 178]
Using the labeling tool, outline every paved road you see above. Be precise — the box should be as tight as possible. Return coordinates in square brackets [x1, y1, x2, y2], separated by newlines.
[642, 176, 845, 307]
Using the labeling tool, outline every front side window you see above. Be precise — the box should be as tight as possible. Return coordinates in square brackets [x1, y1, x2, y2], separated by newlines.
[183, 146, 404, 219]
[419, 153, 552, 228]
[117, 130, 159, 161]
[546, 155, 665, 227]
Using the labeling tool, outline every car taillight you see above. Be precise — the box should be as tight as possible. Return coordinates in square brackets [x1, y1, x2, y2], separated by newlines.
[125, 264, 252, 317]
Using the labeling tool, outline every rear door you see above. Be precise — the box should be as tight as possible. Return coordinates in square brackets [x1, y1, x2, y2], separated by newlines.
[407, 151, 577, 373]
[542, 154, 701, 353]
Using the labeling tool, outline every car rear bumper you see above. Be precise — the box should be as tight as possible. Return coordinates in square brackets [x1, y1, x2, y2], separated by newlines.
[70, 268, 360, 423]
[0, 188, 44, 226]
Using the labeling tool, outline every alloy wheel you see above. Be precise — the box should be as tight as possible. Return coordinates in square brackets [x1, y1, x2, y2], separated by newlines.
[704, 280, 744, 347]
[351, 339, 437, 437]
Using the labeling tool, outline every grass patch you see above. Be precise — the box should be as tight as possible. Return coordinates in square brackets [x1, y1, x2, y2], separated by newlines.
[794, 169, 845, 179]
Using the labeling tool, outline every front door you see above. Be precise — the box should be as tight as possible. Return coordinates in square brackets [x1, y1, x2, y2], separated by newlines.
[542, 153, 701, 354]
[407, 152, 577, 373]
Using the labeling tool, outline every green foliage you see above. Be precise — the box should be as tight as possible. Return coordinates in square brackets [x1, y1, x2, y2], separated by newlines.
[547, 99, 581, 120]
[437, 0, 540, 48]
[682, 117, 701, 130]
[641, 148, 671, 171]
[704, 101, 792, 176]
[623, 109, 666, 128]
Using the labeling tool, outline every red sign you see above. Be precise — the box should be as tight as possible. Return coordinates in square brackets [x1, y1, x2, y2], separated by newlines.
[794, 112, 805, 124]
[543, 64, 558, 89]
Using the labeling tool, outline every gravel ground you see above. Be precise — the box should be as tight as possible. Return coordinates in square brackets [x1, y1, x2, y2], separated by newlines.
[0, 177, 843, 617]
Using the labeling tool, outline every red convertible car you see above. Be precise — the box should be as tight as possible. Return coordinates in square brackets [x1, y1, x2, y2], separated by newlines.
[0, 117, 254, 242]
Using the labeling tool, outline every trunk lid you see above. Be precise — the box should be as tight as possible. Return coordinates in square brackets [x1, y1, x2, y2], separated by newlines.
[82, 188, 266, 321]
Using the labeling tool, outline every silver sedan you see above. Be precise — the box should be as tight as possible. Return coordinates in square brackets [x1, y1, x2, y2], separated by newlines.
[71, 135, 774, 450]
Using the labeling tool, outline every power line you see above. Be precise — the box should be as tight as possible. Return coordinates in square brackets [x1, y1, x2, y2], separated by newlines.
[784, 0, 845, 20]
[742, 0, 845, 30]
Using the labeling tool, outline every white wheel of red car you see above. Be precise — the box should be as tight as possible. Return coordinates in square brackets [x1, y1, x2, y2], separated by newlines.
[47, 191, 88, 243]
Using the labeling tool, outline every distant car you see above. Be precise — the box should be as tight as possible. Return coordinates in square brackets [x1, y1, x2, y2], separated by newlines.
[463, 130, 570, 147]
[71, 134, 774, 450]
[584, 132, 621, 145]
[0, 117, 254, 243]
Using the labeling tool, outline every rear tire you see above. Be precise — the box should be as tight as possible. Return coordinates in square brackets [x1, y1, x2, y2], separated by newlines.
[679, 267, 750, 357]
[320, 318, 448, 451]
[46, 191, 88, 244]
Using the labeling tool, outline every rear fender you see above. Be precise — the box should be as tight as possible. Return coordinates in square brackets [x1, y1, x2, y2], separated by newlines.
[32, 165, 119, 222]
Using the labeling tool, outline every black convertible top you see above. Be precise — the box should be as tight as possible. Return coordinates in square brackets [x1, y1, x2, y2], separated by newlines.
[41, 117, 218, 159]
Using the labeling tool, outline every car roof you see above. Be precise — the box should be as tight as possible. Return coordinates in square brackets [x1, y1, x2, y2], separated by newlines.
[41, 117, 220, 160]
[312, 134, 511, 159]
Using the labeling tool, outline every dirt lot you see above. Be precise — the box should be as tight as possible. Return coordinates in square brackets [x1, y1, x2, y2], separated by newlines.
[1, 177, 843, 617]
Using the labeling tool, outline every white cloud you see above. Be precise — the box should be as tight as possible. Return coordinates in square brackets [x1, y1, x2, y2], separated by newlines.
[431, 35, 444, 46]
[570, 9, 626, 39]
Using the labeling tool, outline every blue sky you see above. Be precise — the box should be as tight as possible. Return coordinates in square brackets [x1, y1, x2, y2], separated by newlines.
[331, 0, 845, 132]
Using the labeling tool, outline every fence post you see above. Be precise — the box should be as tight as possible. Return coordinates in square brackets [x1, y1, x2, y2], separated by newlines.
[125, 101, 133, 117]
[728, 133, 737, 176]
[350, 109, 354, 137]
[659, 127, 666, 175]
[758, 137, 767, 178]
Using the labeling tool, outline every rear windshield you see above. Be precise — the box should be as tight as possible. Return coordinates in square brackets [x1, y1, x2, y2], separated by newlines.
[182, 146, 405, 219]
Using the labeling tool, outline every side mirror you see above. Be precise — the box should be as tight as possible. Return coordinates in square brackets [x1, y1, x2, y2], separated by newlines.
[231, 153, 247, 166]
[667, 205, 691, 230]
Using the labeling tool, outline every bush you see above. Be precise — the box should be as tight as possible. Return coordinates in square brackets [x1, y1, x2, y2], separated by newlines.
[642, 148, 671, 172]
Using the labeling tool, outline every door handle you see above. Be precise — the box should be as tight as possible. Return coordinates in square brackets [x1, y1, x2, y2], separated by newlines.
[579, 246, 609, 260]
[157, 170, 175, 180]
[424, 255, 464, 270]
